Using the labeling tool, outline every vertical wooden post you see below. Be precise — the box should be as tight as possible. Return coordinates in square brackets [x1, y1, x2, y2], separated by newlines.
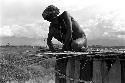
[121, 60, 125, 83]
[66, 55, 80, 83]
[66, 58, 75, 83]
[108, 59, 121, 83]
[74, 60, 80, 83]
[101, 60, 108, 83]
[55, 54, 68, 83]
[80, 58, 93, 82]
[92, 60, 103, 83]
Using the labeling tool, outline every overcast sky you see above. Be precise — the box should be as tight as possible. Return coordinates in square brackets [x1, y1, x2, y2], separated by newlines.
[0, 0, 125, 45]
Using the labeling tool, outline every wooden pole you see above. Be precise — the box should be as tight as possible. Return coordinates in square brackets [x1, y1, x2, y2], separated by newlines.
[108, 59, 121, 83]
[66, 57, 80, 83]
[66, 58, 75, 83]
[92, 60, 103, 83]
[80, 58, 93, 82]
[121, 60, 125, 83]
[55, 54, 68, 83]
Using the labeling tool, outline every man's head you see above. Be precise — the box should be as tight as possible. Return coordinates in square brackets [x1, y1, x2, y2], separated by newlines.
[42, 5, 60, 22]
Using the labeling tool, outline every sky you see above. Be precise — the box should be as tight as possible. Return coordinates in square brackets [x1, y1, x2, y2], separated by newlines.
[0, 0, 125, 46]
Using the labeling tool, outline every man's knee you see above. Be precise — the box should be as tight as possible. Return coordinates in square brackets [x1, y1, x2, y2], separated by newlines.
[71, 41, 78, 51]
[71, 39, 87, 52]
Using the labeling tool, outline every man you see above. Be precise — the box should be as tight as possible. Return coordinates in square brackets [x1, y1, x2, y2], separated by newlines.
[42, 5, 89, 83]
[42, 5, 87, 52]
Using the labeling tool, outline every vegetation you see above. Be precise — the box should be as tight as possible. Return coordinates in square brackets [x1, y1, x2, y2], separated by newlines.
[0, 46, 55, 83]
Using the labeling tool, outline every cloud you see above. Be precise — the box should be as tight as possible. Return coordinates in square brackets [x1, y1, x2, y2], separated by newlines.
[103, 32, 109, 37]
[103, 31, 125, 39]
[41, 0, 100, 11]
[117, 35, 125, 39]
[2, 0, 45, 26]
[111, 31, 125, 35]
[80, 9, 125, 40]
[0, 20, 49, 38]
[0, 26, 14, 37]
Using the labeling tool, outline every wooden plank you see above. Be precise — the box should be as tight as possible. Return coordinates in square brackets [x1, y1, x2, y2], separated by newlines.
[36, 51, 123, 56]
[108, 59, 121, 83]
[36, 52, 124, 59]
[37, 52, 90, 55]
[121, 60, 125, 83]
[66, 59, 80, 83]
[80, 59, 93, 81]
[92, 60, 103, 83]
[66, 59, 75, 83]
[74, 60, 80, 83]
[55, 54, 68, 83]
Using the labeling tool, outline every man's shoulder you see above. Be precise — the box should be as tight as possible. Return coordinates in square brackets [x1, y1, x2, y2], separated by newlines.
[49, 22, 56, 29]
[59, 11, 70, 18]
[49, 24, 58, 33]
[62, 11, 70, 16]
[62, 11, 68, 14]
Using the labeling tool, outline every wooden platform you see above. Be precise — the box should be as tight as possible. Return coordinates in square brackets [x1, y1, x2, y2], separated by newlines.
[36, 51, 125, 83]
[36, 51, 125, 57]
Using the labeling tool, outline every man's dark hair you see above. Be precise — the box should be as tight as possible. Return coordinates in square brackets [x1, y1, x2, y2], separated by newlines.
[42, 5, 60, 21]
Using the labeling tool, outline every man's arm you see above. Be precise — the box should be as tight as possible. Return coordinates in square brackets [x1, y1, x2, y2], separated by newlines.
[61, 11, 72, 50]
[47, 26, 55, 52]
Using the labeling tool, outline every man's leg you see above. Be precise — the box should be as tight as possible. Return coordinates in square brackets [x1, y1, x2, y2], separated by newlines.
[71, 37, 87, 52]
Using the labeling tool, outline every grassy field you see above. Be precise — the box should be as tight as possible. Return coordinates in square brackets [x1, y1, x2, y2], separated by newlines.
[0, 46, 56, 83]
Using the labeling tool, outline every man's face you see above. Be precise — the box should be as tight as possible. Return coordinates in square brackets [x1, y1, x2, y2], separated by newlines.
[47, 14, 58, 22]
[51, 17, 59, 24]
[42, 6, 60, 22]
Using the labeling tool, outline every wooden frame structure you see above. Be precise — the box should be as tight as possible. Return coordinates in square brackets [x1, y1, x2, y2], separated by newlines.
[37, 52, 125, 83]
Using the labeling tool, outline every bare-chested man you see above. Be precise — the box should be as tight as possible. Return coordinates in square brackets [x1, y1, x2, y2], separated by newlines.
[42, 5, 87, 52]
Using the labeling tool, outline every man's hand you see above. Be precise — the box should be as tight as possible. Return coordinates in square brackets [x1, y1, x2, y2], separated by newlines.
[62, 45, 71, 51]
[49, 48, 56, 52]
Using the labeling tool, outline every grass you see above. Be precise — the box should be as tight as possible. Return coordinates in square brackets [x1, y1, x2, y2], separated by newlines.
[0, 46, 55, 83]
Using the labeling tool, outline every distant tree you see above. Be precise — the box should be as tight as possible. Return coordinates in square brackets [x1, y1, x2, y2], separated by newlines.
[6, 43, 10, 47]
